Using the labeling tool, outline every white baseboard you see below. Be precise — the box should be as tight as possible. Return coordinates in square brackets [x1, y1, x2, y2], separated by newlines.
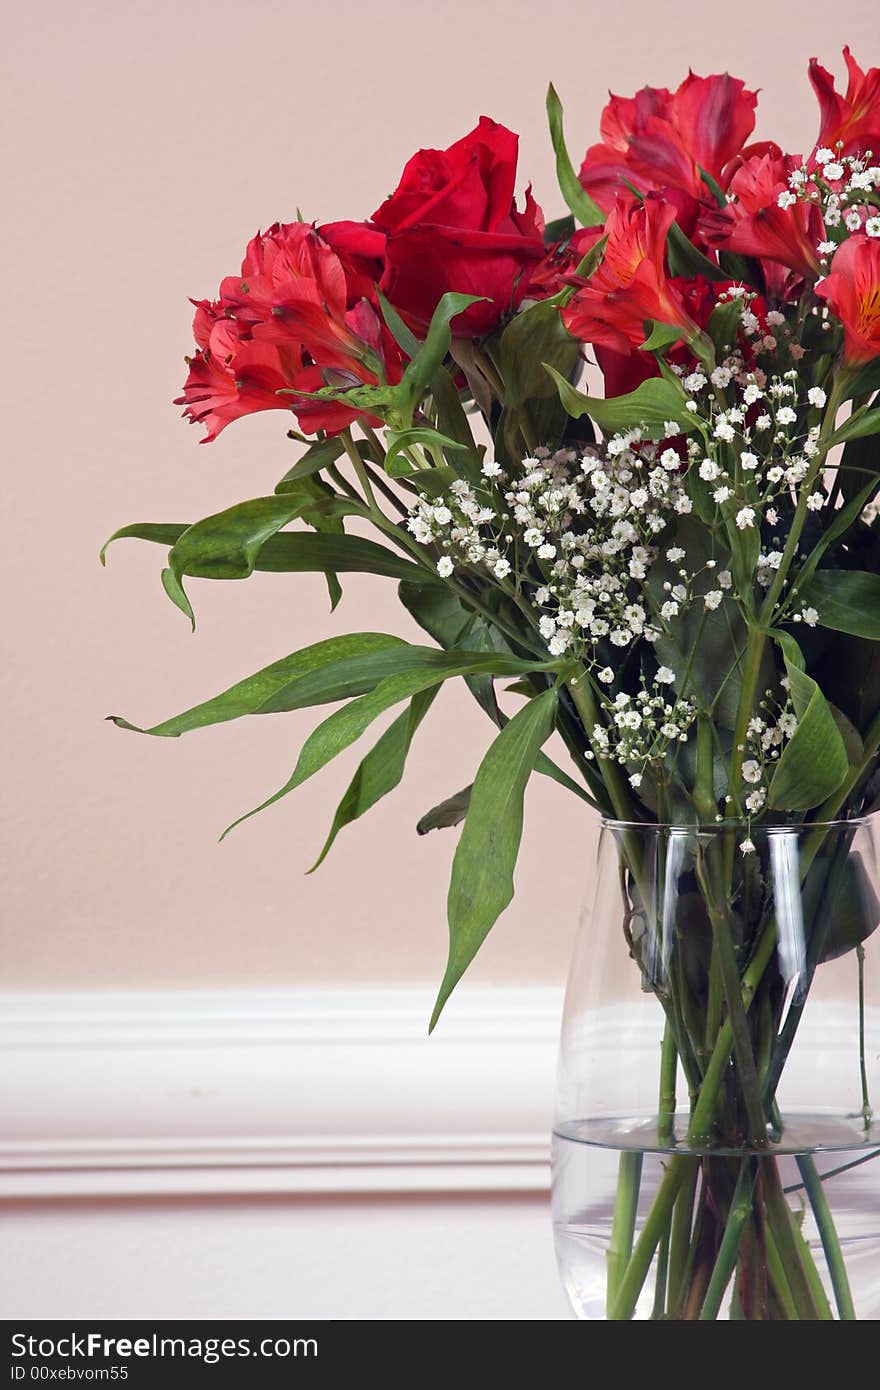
[0, 987, 562, 1198]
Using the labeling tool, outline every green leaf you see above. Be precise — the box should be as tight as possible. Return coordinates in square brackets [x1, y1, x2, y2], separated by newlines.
[417, 785, 472, 835]
[639, 321, 688, 353]
[222, 651, 555, 839]
[160, 566, 195, 629]
[110, 523, 430, 587]
[543, 213, 576, 244]
[430, 687, 558, 1029]
[706, 298, 744, 353]
[840, 358, 880, 402]
[107, 633, 409, 735]
[383, 427, 467, 477]
[829, 406, 880, 447]
[376, 289, 422, 360]
[309, 687, 439, 870]
[546, 85, 603, 227]
[256, 644, 546, 717]
[100, 523, 187, 563]
[273, 436, 346, 491]
[545, 366, 697, 437]
[402, 292, 484, 400]
[768, 660, 850, 811]
[498, 300, 580, 408]
[796, 570, 880, 639]
[168, 496, 308, 585]
[666, 221, 726, 282]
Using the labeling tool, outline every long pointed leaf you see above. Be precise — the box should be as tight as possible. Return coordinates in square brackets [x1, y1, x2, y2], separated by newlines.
[108, 633, 408, 735]
[309, 688, 439, 871]
[430, 687, 558, 1029]
[546, 85, 603, 227]
[222, 652, 554, 838]
[768, 660, 849, 811]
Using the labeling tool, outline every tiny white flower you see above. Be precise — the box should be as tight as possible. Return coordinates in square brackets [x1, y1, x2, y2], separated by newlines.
[684, 372, 706, 392]
[713, 486, 732, 503]
[816, 148, 835, 163]
[704, 590, 723, 610]
[746, 789, 766, 813]
[740, 451, 759, 470]
[660, 601, 679, 620]
[655, 666, 676, 685]
[807, 386, 827, 408]
[806, 491, 826, 511]
[437, 556, 454, 578]
[755, 413, 772, 431]
[736, 507, 756, 529]
[629, 773, 643, 789]
[711, 366, 733, 388]
[666, 546, 686, 562]
[818, 240, 838, 256]
[822, 161, 844, 181]
[493, 558, 512, 579]
[660, 448, 681, 471]
[766, 310, 786, 327]
[740, 838, 756, 856]
[779, 712, 798, 737]
[537, 543, 557, 560]
[598, 666, 614, 684]
[777, 190, 797, 209]
[718, 570, 733, 589]
[776, 406, 797, 425]
[802, 606, 819, 627]
[742, 759, 763, 784]
[699, 459, 721, 481]
[432, 506, 452, 525]
[714, 420, 736, 442]
[866, 217, 880, 238]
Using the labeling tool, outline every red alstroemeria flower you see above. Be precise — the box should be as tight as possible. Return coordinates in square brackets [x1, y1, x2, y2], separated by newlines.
[700, 152, 824, 282]
[815, 234, 880, 364]
[809, 47, 880, 161]
[372, 116, 545, 336]
[176, 223, 402, 440]
[562, 197, 700, 353]
[580, 72, 758, 216]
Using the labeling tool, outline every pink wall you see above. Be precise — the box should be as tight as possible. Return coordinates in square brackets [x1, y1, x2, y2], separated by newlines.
[3, 1, 876, 989]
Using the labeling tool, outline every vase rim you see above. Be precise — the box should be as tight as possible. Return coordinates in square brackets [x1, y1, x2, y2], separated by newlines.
[601, 814, 875, 833]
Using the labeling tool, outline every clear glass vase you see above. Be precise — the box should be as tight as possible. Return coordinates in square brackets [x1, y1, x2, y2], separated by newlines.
[553, 817, 880, 1320]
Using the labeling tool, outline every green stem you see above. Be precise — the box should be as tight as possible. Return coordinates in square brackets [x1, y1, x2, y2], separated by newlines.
[858, 943, 873, 1129]
[696, 852, 768, 1145]
[608, 1159, 685, 1320]
[699, 1159, 757, 1320]
[763, 1222, 800, 1319]
[795, 1155, 857, 1320]
[565, 669, 638, 823]
[651, 1227, 671, 1320]
[666, 1160, 700, 1318]
[726, 623, 766, 816]
[606, 1152, 644, 1316]
[658, 1023, 677, 1144]
[762, 1161, 829, 1319]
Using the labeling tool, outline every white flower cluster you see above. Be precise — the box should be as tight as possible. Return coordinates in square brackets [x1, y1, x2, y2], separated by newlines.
[590, 682, 697, 790]
[780, 146, 880, 264]
[407, 443, 698, 662]
[735, 682, 799, 817]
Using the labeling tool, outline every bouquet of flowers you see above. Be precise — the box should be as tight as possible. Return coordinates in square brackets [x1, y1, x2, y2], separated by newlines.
[106, 48, 880, 1319]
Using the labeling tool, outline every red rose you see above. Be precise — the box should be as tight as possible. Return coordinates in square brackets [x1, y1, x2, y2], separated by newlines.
[371, 117, 545, 337]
